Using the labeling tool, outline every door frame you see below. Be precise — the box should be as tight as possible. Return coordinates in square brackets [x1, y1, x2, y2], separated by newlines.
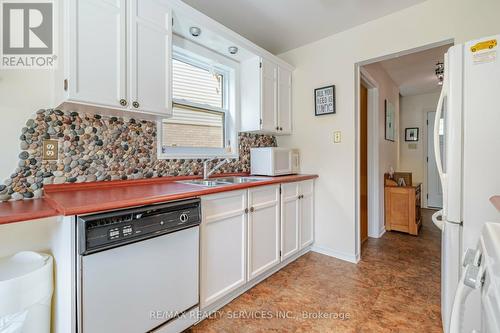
[425, 109, 443, 209]
[354, 38, 455, 259]
[359, 68, 381, 242]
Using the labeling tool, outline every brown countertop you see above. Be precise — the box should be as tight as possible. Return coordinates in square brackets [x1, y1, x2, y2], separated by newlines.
[0, 174, 318, 225]
[0, 198, 58, 225]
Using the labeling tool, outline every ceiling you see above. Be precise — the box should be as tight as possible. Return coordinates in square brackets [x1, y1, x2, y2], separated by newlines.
[378, 44, 452, 96]
[181, 0, 427, 54]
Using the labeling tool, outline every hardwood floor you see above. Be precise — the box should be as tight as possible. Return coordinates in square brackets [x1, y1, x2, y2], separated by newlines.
[188, 209, 442, 332]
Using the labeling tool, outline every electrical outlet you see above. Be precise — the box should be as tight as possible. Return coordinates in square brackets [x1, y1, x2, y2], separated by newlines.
[42, 140, 59, 161]
[334, 131, 342, 143]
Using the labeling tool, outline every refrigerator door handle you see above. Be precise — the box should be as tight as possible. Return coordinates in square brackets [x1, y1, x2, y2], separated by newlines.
[432, 209, 444, 230]
[434, 87, 446, 185]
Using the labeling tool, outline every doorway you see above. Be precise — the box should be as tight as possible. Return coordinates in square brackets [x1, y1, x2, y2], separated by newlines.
[427, 111, 443, 208]
[360, 82, 368, 244]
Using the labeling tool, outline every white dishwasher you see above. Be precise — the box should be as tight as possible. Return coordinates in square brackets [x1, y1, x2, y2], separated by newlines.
[77, 199, 201, 333]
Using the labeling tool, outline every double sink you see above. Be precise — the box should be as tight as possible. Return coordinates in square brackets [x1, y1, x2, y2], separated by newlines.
[178, 176, 270, 188]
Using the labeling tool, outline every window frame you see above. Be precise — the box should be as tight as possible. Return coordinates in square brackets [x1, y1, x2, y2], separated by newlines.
[158, 36, 240, 160]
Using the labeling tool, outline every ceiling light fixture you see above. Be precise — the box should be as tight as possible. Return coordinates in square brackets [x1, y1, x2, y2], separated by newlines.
[189, 26, 201, 37]
[435, 62, 444, 86]
[228, 46, 238, 55]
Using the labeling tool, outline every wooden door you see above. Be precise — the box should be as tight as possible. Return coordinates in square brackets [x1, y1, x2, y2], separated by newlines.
[247, 185, 280, 281]
[360, 83, 368, 243]
[200, 190, 247, 309]
[281, 182, 300, 260]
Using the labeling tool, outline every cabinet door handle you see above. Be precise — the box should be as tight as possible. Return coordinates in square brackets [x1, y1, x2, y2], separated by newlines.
[250, 207, 255, 212]
[275, 126, 279, 130]
[280, 127, 283, 131]
[119, 99, 128, 106]
[132, 101, 140, 108]
[244, 208, 249, 214]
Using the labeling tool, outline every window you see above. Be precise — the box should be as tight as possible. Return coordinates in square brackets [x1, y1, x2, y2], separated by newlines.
[160, 42, 238, 159]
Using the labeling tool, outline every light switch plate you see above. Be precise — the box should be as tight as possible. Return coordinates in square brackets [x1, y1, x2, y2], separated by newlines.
[334, 131, 342, 143]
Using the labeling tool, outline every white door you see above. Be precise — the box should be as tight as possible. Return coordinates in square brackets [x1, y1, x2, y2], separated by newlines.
[70, 0, 127, 108]
[200, 190, 247, 309]
[277, 67, 292, 134]
[427, 111, 443, 208]
[281, 182, 299, 260]
[129, 0, 172, 116]
[247, 185, 280, 281]
[261, 58, 278, 132]
[299, 180, 314, 249]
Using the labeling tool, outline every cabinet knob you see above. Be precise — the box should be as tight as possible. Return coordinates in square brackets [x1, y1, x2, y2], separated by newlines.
[276, 126, 279, 130]
[280, 127, 283, 131]
[119, 99, 128, 106]
[132, 101, 140, 108]
[245, 208, 249, 214]
[250, 207, 255, 212]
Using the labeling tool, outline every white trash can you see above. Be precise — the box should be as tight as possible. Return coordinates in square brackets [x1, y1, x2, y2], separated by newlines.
[0, 252, 53, 333]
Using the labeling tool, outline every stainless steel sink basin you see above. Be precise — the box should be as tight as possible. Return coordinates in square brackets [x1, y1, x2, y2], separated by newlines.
[214, 176, 270, 184]
[178, 180, 232, 187]
[178, 176, 270, 187]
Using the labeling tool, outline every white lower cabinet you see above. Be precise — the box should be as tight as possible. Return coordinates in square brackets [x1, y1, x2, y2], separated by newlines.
[200, 190, 247, 309]
[247, 185, 280, 281]
[299, 180, 315, 248]
[200, 180, 314, 310]
[280, 182, 300, 260]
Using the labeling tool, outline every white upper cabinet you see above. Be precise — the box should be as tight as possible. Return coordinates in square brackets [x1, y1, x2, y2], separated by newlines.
[69, 0, 127, 109]
[69, 0, 172, 117]
[241, 56, 293, 135]
[129, 0, 172, 115]
[278, 67, 292, 134]
[260, 59, 278, 132]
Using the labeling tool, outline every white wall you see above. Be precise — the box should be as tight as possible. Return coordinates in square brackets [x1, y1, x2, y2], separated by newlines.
[277, 0, 500, 261]
[399, 91, 441, 208]
[362, 63, 400, 237]
[0, 0, 66, 181]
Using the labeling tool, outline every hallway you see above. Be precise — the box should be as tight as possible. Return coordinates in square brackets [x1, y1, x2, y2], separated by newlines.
[189, 209, 442, 332]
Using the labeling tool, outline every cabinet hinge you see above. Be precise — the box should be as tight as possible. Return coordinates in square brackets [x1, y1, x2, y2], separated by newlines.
[172, 17, 174, 26]
[426, 156, 429, 162]
[259, 118, 263, 125]
[64, 79, 68, 91]
[279, 187, 282, 194]
[427, 194, 429, 199]
[279, 250, 282, 257]
[259, 62, 262, 68]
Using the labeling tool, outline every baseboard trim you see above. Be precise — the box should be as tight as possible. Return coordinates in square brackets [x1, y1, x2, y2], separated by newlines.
[378, 228, 386, 238]
[311, 245, 360, 264]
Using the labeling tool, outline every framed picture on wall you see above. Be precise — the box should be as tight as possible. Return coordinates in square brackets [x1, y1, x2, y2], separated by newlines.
[405, 128, 419, 141]
[385, 99, 395, 141]
[314, 85, 336, 116]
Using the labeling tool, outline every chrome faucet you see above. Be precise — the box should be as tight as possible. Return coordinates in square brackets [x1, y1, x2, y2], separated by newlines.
[203, 158, 230, 180]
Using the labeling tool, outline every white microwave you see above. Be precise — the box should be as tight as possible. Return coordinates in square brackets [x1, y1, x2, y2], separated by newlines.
[250, 148, 300, 176]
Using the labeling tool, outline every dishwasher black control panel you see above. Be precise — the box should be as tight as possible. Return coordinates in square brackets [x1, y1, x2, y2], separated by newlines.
[78, 198, 201, 255]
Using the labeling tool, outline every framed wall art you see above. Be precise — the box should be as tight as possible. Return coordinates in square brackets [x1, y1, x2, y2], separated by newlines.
[385, 99, 395, 141]
[314, 85, 335, 116]
[405, 128, 419, 142]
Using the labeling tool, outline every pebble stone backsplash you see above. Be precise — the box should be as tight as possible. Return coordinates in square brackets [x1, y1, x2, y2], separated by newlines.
[0, 108, 277, 202]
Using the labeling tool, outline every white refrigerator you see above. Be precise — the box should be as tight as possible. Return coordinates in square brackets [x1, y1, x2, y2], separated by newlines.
[432, 34, 500, 332]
